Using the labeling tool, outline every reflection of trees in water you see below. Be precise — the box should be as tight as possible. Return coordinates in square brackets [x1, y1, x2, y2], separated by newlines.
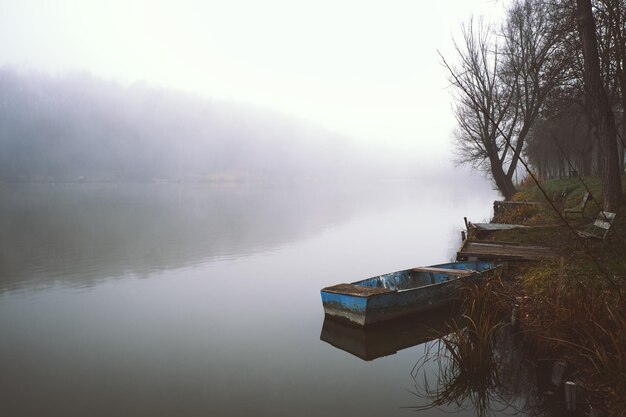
[0, 183, 372, 292]
[0, 180, 497, 294]
[2, 182, 454, 292]
[409, 277, 544, 417]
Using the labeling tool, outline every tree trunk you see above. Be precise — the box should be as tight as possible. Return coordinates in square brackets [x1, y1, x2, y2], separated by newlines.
[617, 132, 626, 173]
[489, 153, 517, 199]
[611, 0, 626, 174]
[576, 0, 623, 211]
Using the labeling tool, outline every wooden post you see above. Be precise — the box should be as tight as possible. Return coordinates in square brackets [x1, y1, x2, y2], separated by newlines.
[552, 361, 566, 387]
[463, 217, 469, 231]
[589, 406, 601, 417]
[461, 231, 466, 241]
[557, 257, 565, 307]
[565, 381, 576, 411]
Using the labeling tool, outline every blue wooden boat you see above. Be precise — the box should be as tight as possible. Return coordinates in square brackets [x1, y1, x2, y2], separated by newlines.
[320, 261, 498, 326]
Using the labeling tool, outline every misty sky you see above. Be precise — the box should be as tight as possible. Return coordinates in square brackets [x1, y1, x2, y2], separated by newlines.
[0, 0, 503, 160]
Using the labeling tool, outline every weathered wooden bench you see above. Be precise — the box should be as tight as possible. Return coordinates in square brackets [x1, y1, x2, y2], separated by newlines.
[564, 191, 591, 218]
[576, 211, 615, 241]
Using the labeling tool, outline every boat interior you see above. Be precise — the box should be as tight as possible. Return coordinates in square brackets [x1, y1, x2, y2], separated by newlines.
[355, 261, 493, 291]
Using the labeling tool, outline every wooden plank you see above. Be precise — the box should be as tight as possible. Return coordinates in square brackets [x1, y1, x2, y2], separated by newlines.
[494, 201, 541, 206]
[467, 239, 521, 246]
[410, 267, 474, 276]
[576, 230, 600, 240]
[470, 241, 548, 250]
[469, 223, 529, 231]
[593, 220, 611, 230]
[457, 241, 558, 261]
[602, 211, 616, 220]
[322, 283, 393, 297]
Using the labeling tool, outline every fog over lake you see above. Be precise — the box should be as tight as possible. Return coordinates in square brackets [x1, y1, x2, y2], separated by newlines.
[0, 70, 385, 183]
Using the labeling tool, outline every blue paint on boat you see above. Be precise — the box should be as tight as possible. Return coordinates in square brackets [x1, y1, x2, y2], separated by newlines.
[321, 261, 499, 326]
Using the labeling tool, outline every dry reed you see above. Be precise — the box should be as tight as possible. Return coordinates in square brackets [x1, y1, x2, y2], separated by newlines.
[518, 274, 626, 415]
[410, 270, 519, 417]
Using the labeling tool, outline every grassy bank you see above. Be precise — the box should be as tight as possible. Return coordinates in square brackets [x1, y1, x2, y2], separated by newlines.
[477, 174, 626, 415]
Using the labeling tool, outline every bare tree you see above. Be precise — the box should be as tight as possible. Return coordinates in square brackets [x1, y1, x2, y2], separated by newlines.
[445, 0, 567, 199]
[447, 19, 518, 199]
[502, 0, 570, 173]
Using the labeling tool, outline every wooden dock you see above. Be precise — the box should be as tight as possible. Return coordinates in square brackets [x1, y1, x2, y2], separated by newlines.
[469, 222, 529, 232]
[457, 240, 559, 261]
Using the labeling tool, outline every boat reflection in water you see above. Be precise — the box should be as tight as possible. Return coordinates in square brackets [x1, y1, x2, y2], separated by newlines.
[320, 295, 546, 416]
[320, 306, 456, 361]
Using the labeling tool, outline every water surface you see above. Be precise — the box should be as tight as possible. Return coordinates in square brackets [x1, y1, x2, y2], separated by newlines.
[0, 179, 514, 417]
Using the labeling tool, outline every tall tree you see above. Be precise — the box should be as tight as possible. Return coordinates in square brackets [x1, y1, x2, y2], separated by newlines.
[445, 0, 566, 199]
[501, 0, 569, 179]
[446, 19, 518, 199]
[593, 0, 626, 172]
[576, 0, 622, 211]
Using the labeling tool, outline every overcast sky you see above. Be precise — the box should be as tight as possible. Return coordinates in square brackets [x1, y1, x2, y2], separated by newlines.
[0, 0, 504, 161]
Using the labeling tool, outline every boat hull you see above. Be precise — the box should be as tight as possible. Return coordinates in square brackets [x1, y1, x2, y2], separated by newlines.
[321, 261, 497, 326]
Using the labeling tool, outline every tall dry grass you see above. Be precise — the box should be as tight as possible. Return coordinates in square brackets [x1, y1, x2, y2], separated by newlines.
[410, 271, 527, 416]
[519, 276, 626, 415]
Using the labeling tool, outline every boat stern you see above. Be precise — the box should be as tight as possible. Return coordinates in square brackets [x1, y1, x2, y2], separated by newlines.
[320, 283, 394, 326]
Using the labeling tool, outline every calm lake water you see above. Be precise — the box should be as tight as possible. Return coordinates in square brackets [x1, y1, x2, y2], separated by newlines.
[0, 178, 537, 417]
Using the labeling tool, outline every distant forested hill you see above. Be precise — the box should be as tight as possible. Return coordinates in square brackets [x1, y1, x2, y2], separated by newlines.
[0, 69, 369, 182]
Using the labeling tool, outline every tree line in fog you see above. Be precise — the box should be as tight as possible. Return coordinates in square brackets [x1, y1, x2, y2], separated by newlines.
[0, 69, 378, 183]
[446, 0, 625, 210]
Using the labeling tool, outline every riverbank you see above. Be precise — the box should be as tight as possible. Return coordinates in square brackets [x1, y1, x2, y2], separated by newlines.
[474, 175, 626, 415]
